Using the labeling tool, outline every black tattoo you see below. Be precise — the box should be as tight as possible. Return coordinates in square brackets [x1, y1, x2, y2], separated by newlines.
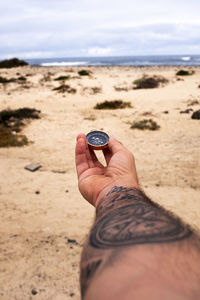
[90, 203, 191, 248]
[81, 186, 193, 298]
[81, 259, 102, 297]
[90, 187, 192, 249]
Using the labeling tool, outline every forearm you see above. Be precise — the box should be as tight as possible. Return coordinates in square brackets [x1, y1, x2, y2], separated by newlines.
[80, 186, 200, 300]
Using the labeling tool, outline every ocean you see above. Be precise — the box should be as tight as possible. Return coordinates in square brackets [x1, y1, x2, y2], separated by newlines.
[26, 55, 200, 67]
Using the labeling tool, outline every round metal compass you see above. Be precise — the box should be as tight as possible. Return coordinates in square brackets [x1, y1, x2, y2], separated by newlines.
[86, 130, 109, 150]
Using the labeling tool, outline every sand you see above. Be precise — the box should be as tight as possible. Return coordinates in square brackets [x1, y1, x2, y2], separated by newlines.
[0, 65, 200, 299]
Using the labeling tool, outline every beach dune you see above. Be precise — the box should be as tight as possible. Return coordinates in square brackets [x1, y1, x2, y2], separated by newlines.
[0, 65, 200, 299]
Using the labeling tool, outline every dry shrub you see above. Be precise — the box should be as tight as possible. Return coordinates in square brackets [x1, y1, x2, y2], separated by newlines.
[91, 87, 102, 94]
[84, 115, 96, 121]
[54, 75, 70, 81]
[94, 100, 132, 110]
[114, 86, 129, 92]
[18, 76, 27, 82]
[191, 110, 200, 120]
[133, 75, 168, 89]
[187, 100, 199, 106]
[0, 58, 28, 68]
[78, 70, 92, 76]
[53, 84, 76, 93]
[0, 125, 28, 147]
[130, 119, 160, 130]
[0, 76, 27, 84]
[0, 76, 16, 83]
[0, 108, 40, 147]
[176, 70, 195, 76]
[82, 86, 102, 95]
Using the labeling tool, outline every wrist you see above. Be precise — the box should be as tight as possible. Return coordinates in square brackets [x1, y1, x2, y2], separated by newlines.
[95, 181, 140, 209]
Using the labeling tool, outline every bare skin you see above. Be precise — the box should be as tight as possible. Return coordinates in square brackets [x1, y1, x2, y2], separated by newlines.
[75, 133, 200, 300]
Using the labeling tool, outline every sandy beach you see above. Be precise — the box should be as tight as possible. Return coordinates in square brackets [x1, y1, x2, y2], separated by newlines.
[0, 65, 200, 299]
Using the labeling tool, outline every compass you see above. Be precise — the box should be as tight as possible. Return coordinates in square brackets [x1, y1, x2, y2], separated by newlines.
[86, 131, 109, 150]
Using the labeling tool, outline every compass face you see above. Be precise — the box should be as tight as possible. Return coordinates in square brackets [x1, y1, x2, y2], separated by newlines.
[86, 131, 109, 150]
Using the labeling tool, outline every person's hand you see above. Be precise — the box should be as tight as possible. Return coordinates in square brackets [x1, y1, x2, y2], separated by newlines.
[75, 133, 139, 207]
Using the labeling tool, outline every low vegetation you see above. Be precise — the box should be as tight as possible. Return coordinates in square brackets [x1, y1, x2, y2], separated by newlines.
[0, 75, 27, 84]
[0, 76, 16, 83]
[53, 84, 76, 93]
[78, 70, 92, 76]
[133, 75, 168, 89]
[114, 86, 129, 92]
[180, 108, 193, 114]
[176, 69, 195, 76]
[187, 99, 199, 106]
[84, 114, 96, 121]
[82, 86, 102, 95]
[0, 108, 40, 147]
[0, 108, 40, 125]
[0, 58, 28, 68]
[191, 109, 200, 120]
[0, 125, 28, 147]
[54, 75, 70, 81]
[130, 119, 160, 130]
[91, 87, 102, 94]
[18, 76, 27, 82]
[94, 100, 132, 110]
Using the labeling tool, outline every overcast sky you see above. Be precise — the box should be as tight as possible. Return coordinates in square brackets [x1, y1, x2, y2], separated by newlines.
[1, 0, 200, 59]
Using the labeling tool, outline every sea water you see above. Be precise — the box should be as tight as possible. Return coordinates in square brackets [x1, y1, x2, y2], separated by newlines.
[27, 55, 200, 67]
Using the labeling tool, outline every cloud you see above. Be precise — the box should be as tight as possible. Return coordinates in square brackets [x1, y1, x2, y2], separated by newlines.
[88, 47, 112, 56]
[0, 0, 200, 58]
[90, 23, 200, 55]
[1, 22, 200, 58]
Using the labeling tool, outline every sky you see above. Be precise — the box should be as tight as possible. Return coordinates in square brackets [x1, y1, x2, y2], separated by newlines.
[0, 0, 200, 59]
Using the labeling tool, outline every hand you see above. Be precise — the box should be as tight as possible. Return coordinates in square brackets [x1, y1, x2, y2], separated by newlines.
[75, 133, 139, 207]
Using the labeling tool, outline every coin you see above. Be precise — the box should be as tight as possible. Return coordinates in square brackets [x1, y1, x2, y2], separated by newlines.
[86, 130, 109, 150]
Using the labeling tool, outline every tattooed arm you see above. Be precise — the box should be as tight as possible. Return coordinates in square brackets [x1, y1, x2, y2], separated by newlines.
[75, 134, 200, 300]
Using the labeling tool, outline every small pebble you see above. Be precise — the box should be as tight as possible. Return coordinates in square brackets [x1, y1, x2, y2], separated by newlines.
[31, 289, 37, 295]
[67, 238, 77, 244]
[35, 191, 40, 195]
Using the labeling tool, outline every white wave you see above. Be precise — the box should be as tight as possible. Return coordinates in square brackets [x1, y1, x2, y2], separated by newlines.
[40, 61, 88, 66]
[181, 56, 191, 61]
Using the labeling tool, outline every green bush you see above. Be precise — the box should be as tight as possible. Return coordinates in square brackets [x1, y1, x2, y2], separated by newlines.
[54, 75, 70, 81]
[0, 76, 16, 83]
[130, 119, 160, 130]
[53, 84, 76, 94]
[133, 75, 168, 89]
[176, 70, 195, 76]
[78, 70, 91, 76]
[0, 58, 28, 68]
[0, 76, 27, 84]
[94, 100, 132, 110]
[0, 108, 40, 126]
[0, 108, 40, 147]
[18, 76, 27, 81]
[0, 124, 28, 147]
